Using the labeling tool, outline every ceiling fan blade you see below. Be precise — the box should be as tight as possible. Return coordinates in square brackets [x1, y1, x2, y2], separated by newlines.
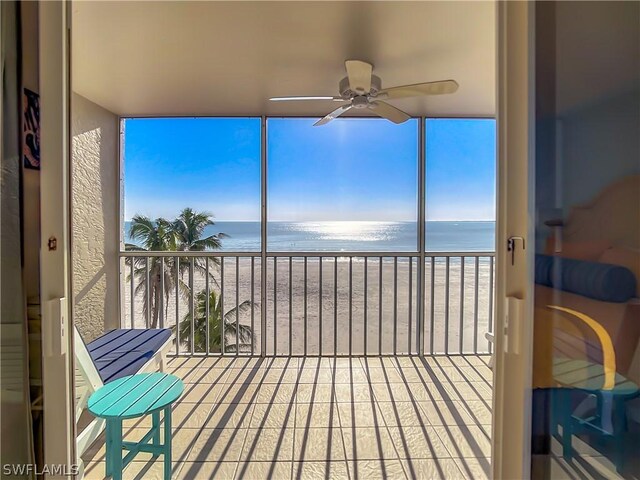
[377, 80, 459, 100]
[270, 96, 344, 102]
[314, 104, 353, 126]
[345, 60, 373, 94]
[368, 101, 411, 124]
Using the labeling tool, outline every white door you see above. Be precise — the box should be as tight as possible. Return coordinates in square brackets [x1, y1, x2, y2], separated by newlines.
[39, 1, 75, 476]
[492, 2, 535, 479]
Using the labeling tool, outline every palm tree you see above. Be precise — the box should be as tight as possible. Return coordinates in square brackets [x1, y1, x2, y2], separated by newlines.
[175, 290, 253, 353]
[125, 209, 228, 330]
[173, 207, 227, 287]
[173, 208, 226, 252]
[125, 215, 180, 328]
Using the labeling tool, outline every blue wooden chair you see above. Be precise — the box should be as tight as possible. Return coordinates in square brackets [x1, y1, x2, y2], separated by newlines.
[74, 326, 173, 473]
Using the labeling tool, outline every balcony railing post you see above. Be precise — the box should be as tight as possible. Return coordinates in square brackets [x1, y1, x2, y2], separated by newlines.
[160, 257, 165, 329]
[273, 257, 277, 355]
[378, 257, 383, 355]
[220, 258, 225, 354]
[145, 257, 151, 329]
[289, 257, 293, 355]
[118, 257, 124, 328]
[236, 256, 240, 356]
[206, 257, 210, 356]
[408, 257, 413, 354]
[417, 117, 426, 356]
[260, 115, 267, 358]
[393, 256, 398, 355]
[474, 256, 480, 354]
[319, 256, 323, 356]
[364, 257, 368, 355]
[429, 257, 435, 355]
[175, 255, 179, 355]
[348, 256, 353, 356]
[251, 257, 255, 355]
[130, 258, 135, 329]
[489, 256, 495, 352]
[304, 256, 308, 356]
[189, 258, 195, 354]
[334, 257, 338, 356]
[459, 256, 465, 354]
[445, 256, 450, 354]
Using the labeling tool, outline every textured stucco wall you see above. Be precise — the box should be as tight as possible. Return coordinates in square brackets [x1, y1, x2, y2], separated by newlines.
[71, 93, 119, 342]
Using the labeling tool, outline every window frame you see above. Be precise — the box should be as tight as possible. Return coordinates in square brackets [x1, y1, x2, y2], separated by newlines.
[118, 115, 496, 256]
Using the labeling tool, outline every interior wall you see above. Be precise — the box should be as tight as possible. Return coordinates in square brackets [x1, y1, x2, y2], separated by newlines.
[71, 93, 119, 342]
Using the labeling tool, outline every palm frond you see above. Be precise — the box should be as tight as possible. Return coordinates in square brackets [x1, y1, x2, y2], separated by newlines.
[174, 289, 254, 354]
[222, 300, 253, 322]
[124, 243, 147, 252]
[224, 320, 253, 345]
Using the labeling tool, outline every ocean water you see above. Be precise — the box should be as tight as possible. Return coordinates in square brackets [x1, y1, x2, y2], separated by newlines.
[124, 221, 495, 252]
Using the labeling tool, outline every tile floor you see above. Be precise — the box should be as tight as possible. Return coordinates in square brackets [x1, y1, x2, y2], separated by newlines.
[82, 355, 493, 480]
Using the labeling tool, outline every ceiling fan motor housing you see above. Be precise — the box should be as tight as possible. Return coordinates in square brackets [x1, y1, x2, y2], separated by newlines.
[339, 75, 382, 98]
[351, 96, 369, 109]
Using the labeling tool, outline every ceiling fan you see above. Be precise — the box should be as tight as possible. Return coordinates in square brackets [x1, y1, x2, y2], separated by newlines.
[270, 60, 458, 126]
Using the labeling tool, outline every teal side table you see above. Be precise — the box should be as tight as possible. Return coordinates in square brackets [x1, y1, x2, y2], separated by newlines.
[88, 372, 184, 480]
[552, 358, 639, 473]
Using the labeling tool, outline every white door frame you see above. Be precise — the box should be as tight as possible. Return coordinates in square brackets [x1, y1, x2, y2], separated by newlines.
[40, 1, 75, 476]
[37, 1, 536, 477]
[492, 1, 535, 479]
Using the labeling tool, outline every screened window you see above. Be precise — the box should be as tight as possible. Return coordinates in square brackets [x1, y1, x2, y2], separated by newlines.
[267, 118, 419, 252]
[122, 117, 261, 251]
[122, 117, 496, 254]
[425, 118, 496, 251]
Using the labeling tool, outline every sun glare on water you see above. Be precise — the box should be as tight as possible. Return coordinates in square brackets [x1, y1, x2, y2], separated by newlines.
[290, 221, 399, 242]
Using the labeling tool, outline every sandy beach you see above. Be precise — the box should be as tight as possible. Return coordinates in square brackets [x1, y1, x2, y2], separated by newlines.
[123, 256, 494, 356]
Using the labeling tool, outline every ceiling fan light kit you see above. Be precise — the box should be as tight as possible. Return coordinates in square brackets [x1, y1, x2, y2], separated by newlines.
[270, 60, 459, 126]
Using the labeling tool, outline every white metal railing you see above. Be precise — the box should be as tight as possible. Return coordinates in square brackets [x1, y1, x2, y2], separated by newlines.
[119, 250, 495, 357]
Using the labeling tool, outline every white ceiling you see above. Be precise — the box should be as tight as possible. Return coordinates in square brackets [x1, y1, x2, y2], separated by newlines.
[72, 1, 496, 117]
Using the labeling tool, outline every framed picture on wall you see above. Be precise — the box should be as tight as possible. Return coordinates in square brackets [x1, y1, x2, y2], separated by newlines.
[23, 88, 40, 170]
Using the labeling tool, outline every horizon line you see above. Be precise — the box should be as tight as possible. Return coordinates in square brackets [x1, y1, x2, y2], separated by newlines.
[123, 218, 496, 223]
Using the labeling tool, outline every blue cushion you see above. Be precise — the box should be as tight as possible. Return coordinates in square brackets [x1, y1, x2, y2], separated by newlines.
[535, 254, 637, 303]
[535, 254, 554, 287]
[87, 329, 172, 383]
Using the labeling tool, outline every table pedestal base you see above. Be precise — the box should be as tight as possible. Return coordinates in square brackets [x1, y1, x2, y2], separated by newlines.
[105, 405, 172, 480]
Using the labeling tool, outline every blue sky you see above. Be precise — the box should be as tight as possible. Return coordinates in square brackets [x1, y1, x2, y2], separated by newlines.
[426, 118, 496, 220]
[267, 118, 418, 221]
[124, 117, 261, 221]
[123, 117, 495, 222]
